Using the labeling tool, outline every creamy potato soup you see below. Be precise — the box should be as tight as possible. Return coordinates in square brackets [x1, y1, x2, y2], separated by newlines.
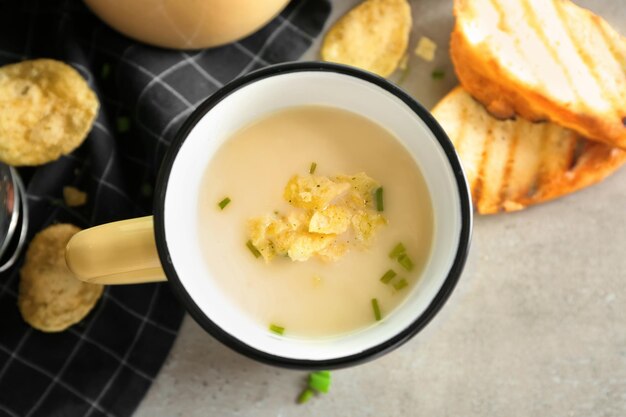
[199, 106, 433, 338]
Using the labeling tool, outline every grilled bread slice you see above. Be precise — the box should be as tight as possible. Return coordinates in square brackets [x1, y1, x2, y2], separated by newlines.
[451, 0, 626, 149]
[432, 87, 626, 214]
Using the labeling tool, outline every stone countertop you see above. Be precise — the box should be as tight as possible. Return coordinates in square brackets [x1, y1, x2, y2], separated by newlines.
[135, 1, 626, 415]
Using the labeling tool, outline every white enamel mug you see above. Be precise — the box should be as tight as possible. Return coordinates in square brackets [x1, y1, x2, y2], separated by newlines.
[66, 62, 472, 369]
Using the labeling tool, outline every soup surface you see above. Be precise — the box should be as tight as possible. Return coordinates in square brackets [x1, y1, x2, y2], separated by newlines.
[199, 106, 433, 338]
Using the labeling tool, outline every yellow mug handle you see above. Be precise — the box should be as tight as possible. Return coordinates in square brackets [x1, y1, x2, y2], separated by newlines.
[65, 216, 167, 285]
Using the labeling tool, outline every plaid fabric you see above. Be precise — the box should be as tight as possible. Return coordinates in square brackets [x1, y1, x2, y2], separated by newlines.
[0, 1, 330, 416]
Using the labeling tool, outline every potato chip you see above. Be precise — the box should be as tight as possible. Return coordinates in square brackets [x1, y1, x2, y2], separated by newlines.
[63, 186, 88, 207]
[309, 205, 352, 235]
[284, 175, 349, 210]
[414, 36, 437, 61]
[19, 224, 103, 332]
[321, 0, 412, 77]
[334, 172, 379, 208]
[288, 233, 337, 262]
[250, 173, 388, 262]
[351, 210, 387, 244]
[0, 59, 99, 166]
[317, 241, 349, 262]
[248, 215, 281, 262]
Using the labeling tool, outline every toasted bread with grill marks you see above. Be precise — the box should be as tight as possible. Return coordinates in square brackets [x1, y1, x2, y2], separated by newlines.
[432, 87, 626, 214]
[451, 0, 626, 149]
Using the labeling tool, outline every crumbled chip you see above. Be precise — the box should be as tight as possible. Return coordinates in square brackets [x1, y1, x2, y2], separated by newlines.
[415, 36, 437, 61]
[284, 211, 309, 231]
[250, 172, 387, 263]
[248, 215, 279, 262]
[288, 233, 337, 262]
[317, 241, 349, 262]
[309, 205, 352, 235]
[269, 214, 304, 256]
[284, 175, 350, 210]
[63, 186, 87, 207]
[334, 172, 379, 208]
[351, 211, 387, 244]
[249, 211, 313, 262]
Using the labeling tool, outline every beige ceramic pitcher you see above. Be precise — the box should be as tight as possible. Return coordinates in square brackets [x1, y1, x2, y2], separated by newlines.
[85, 0, 290, 49]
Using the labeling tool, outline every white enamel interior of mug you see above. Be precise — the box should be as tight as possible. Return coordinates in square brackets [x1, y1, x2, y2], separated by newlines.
[163, 71, 464, 361]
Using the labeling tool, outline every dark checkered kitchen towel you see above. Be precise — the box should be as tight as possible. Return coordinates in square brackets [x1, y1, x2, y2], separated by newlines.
[0, 1, 330, 416]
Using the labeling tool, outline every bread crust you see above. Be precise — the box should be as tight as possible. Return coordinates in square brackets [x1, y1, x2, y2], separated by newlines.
[451, 0, 626, 149]
[432, 87, 626, 214]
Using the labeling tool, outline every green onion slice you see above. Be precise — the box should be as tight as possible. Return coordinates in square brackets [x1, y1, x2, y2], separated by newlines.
[246, 240, 261, 258]
[269, 323, 284, 335]
[101, 63, 111, 80]
[309, 162, 317, 174]
[393, 278, 408, 291]
[375, 187, 384, 211]
[297, 388, 314, 404]
[218, 197, 231, 210]
[308, 371, 331, 393]
[380, 269, 397, 284]
[140, 183, 153, 197]
[116, 116, 131, 133]
[397, 254, 414, 271]
[432, 69, 445, 79]
[389, 242, 406, 259]
[371, 298, 382, 321]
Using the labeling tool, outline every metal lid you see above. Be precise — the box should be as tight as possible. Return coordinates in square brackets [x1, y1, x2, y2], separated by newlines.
[0, 164, 28, 273]
[0, 164, 19, 260]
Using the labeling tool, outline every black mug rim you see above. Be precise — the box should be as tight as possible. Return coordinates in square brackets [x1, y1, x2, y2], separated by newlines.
[154, 62, 473, 370]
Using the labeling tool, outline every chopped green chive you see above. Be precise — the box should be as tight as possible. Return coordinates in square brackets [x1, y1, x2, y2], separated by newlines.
[309, 162, 317, 174]
[432, 69, 445, 80]
[375, 187, 384, 211]
[308, 371, 331, 393]
[397, 254, 414, 271]
[371, 298, 382, 321]
[101, 63, 111, 79]
[246, 240, 261, 258]
[380, 269, 397, 284]
[116, 116, 131, 133]
[140, 183, 153, 197]
[218, 197, 231, 210]
[297, 388, 314, 404]
[393, 278, 408, 291]
[389, 242, 406, 259]
[269, 323, 284, 335]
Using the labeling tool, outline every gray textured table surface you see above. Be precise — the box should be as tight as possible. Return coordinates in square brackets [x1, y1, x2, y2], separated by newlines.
[135, 1, 626, 416]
